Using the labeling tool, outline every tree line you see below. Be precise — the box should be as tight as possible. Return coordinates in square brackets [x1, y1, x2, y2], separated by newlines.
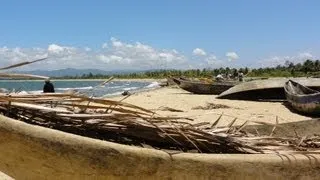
[57, 59, 320, 79]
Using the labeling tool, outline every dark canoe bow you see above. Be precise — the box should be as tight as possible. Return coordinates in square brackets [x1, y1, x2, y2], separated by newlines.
[172, 78, 239, 95]
[217, 78, 320, 100]
[284, 80, 320, 115]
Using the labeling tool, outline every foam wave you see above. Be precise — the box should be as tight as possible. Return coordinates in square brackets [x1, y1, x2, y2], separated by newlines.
[56, 86, 93, 91]
[123, 87, 139, 91]
[11, 81, 160, 98]
[17, 91, 30, 95]
[145, 81, 160, 88]
[107, 85, 125, 89]
[102, 91, 123, 97]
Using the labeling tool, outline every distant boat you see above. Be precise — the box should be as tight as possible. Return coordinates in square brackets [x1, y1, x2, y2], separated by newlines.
[172, 78, 239, 95]
[217, 78, 320, 100]
[284, 80, 320, 115]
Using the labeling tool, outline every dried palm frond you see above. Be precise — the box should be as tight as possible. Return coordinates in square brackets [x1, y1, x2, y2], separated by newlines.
[0, 92, 319, 154]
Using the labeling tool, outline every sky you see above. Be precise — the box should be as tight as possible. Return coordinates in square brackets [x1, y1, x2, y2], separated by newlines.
[0, 0, 319, 71]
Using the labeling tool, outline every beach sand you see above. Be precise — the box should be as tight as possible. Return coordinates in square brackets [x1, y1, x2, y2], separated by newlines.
[109, 85, 311, 126]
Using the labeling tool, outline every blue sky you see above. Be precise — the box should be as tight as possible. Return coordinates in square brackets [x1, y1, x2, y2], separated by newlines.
[0, 0, 319, 70]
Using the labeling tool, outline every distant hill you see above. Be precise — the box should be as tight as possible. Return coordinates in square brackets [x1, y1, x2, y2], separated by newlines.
[11, 68, 142, 77]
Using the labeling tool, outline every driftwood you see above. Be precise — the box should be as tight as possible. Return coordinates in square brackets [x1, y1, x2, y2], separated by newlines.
[0, 92, 319, 154]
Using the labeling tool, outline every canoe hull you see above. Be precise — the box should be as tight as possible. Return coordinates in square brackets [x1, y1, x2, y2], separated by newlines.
[218, 78, 320, 100]
[173, 78, 238, 95]
[288, 101, 320, 114]
[1, 115, 320, 179]
[284, 80, 320, 115]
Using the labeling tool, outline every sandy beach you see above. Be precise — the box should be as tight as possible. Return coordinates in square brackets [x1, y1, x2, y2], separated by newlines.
[109, 85, 311, 126]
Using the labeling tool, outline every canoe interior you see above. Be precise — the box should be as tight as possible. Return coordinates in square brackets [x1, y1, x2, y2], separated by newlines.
[218, 78, 320, 100]
[284, 80, 320, 115]
[285, 80, 319, 95]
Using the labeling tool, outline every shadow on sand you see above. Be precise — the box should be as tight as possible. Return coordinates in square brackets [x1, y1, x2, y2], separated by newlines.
[282, 101, 320, 118]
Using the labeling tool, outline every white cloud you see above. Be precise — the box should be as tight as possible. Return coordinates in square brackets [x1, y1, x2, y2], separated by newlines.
[226, 52, 239, 61]
[203, 55, 226, 68]
[48, 44, 64, 54]
[0, 46, 9, 53]
[102, 43, 108, 49]
[205, 55, 217, 65]
[3, 38, 315, 71]
[110, 37, 123, 47]
[97, 55, 123, 63]
[0, 38, 190, 70]
[192, 48, 206, 56]
[259, 52, 317, 67]
[298, 52, 313, 59]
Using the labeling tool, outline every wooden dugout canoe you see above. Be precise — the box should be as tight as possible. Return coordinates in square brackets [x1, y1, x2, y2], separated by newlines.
[173, 78, 239, 95]
[217, 78, 320, 100]
[1, 115, 320, 180]
[284, 80, 320, 115]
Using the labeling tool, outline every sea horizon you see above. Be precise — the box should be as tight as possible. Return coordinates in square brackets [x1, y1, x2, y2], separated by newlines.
[0, 79, 160, 97]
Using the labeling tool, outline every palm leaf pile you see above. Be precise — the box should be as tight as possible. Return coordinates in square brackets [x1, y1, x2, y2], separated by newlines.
[0, 58, 319, 154]
[0, 92, 319, 154]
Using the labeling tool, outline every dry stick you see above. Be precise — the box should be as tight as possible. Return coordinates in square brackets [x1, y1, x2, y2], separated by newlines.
[107, 94, 132, 113]
[5, 101, 11, 116]
[144, 114, 185, 149]
[83, 95, 94, 113]
[227, 117, 237, 127]
[235, 120, 249, 133]
[226, 118, 238, 133]
[0, 57, 48, 71]
[193, 111, 285, 128]
[98, 76, 114, 86]
[150, 113, 204, 152]
[190, 122, 210, 128]
[270, 116, 279, 137]
[144, 124, 184, 150]
[70, 94, 154, 114]
[210, 113, 223, 129]
[298, 136, 307, 147]
[153, 115, 203, 152]
[174, 127, 202, 153]
[79, 76, 115, 112]
[80, 76, 115, 96]
[59, 103, 151, 116]
[1, 94, 153, 117]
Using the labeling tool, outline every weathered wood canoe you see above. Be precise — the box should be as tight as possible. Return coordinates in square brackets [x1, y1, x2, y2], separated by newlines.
[1, 115, 320, 180]
[284, 80, 320, 115]
[173, 78, 239, 95]
[217, 78, 320, 100]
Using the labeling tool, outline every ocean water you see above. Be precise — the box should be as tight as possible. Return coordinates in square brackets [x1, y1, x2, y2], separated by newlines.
[0, 80, 160, 97]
